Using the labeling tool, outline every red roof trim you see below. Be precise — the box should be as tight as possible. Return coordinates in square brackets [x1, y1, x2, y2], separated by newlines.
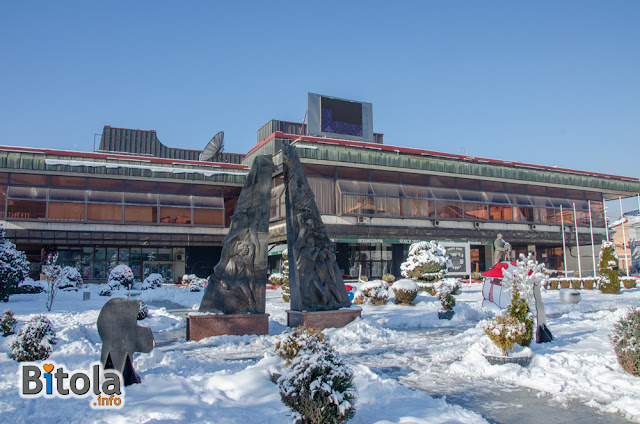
[0, 145, 248, 170]
[261, 132, 637, 182]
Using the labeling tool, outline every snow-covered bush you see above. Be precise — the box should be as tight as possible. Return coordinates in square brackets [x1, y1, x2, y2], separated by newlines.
[18, 278, 45, 294]
[277, 330, 356, 424]
[392, 279, 418, 305]
[275, 326, 328, 366]
[621, 277, 637, 289]
[434, 278, 459, 311]
[483, 286, 534, 356]
[137, 301, 148, 320]
[98, 285, 111, 297]
[11, 315, 56, 362]
[107, 265, 134, 290]
[0, 230, 30, 302]
[142, 273, 164, 290]
[269, 272, 286, 286]
[189, 278, 207, 292]
[358, 275, 368, 282]
[417, 282, 436, 295]
[599, 241, 620, 294]
[400, 241, 452, 281]
[470, 271, 483, 281]
[281, 249, 290, 302]
[611, 308, 640, 377]
[382, 273, 396, 284]
[360, 280, 389, 305]
[57, 266, 82, 290]
[352, 290, 364, 305]
[1, 309, 17, 335]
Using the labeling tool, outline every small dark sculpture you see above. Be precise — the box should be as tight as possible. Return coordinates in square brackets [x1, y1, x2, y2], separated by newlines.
[199, 155, 272, 314]
[97, 298, 154, 386]
[283, 143, 351, 312]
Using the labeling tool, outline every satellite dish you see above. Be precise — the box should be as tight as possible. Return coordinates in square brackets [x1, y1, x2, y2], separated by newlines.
[199, 131, 224, 161]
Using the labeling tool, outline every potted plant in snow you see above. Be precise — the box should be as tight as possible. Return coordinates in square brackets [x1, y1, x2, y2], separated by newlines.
[435, 278, 458, 319]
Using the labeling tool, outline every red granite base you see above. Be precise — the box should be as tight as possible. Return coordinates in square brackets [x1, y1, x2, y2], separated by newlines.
[286, 308, 362, 330]
[186, 313, 269, 341]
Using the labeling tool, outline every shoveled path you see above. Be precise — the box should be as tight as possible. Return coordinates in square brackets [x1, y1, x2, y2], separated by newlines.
[147, 301, 632, 424]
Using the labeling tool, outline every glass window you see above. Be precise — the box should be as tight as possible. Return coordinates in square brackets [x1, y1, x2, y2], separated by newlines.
[534, 208, 555, 223]
[338, 180, 372, 195]
[159, 194, 191, 206]
[509, 195, 532, 206]
[124, 206, 157, 223]
[87, 204, 122, 221]
[157, 248, 172, 261]
[430, 175, 455, 188]
[431, 188, 461, 201]
[530, 196, 552, 207]
[124, 192, 156, 204]
[489, 205, 512, 221]
[50, 176, 86, 188]
[194, 209, 224, 225]
[88, 190, 122, 203]
[7, 200, 46, 219]
[372, 170, 400, 183]
[0, 185, 5, 219]
[376, 197, 401, 216]
[88, 178, 123, 190]
[158, 182, 183, 194]
[337, 167, 368, 180]
[485, 192, 510, 204]
[143, 248, 157, 261]
[191, 196, 224, 208]
[95, 248, 106, 261]
[464, 203, 488, 220]
[559, 208, 574, 224]
[308, 177, 335, 215]
[10, 174, 47, 186]
[512, 206, 534, 222]
[94, 262, 106, 279]
[371, 183, 403, 197]
[402, 173, 427, 186]
[192, 185, 223, 196]
[49, 188, 85, 202]
[303, 164, 335, 177]
[482, 181, 504, 192]
[404, 199, 435, 218]
[458, 190, 485, 202]
[48, 203, 85, 221]
[504, 183, 526, 194]
[125, 180, 157, 192]
[458, 178, 481, 190]
[270, 185, 285, 220]
[342, 195, 375, 215]
[0, 173, 8, 183]
[549, 198, 572, 208]
[131, 248, 142, 261]
[590, 202, 605, 227]
[403, 185, 433, 199]
[8, 186, 47, 200]
[159, 207, 191, 224]
[437, 201, 463, 219]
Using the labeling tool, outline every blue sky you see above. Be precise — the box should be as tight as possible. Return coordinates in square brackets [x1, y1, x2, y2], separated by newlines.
[1, 1, 638, 212]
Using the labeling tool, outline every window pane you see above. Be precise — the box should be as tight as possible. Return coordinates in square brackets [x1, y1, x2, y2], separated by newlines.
[403, 185, 433, 199]
[49, 188, 85, 202]
[7, 200, 46, 219]
[88, 190, 122, 203]
[337, 167, 368, 180]
[530, 196, 552, 207]
[512, 206, 534, 222]
[437, 201, 463, 219]
[157, 248, 172, 261]
[371, 182, 403, 197]
[8, 186, 47, 200]
[10, 174, 47, 185]
[458, 190, 485, 202]
[192, 196, 224, 208]
[482, 181, 504, 192]
[430, 175, 455, 188]
[458, 178, 481, 190]
[192, 185, 223, 196]
[159, 194, 191, 206]
[124, 192, 156, 204]
[489, 205, 512, 221]
[131, 248, 142, 261]
[308, 177, 335, 214]
[88, 178, 123, 190]
[270, 185, 285, 220]
[48, 203, 85, 220]
[0, 173, 8, 183]
[431, 188, 461, 201]
[402, 173, 427, 185]
[534, 208, 555, 223]
[464, 203, 488, 220]
[194, 209, 224, 225]
[342, 195, 375, 214]
[338, 180, 372, 195]
[0, 185, 6, 219]
[404, 199, 435, 217]
[372, 170, 400, 183]
[50, 176, 86, 188]
[125, 180, 157, 192]
[559, 208, 574, 224]
[124, 205, 157, 223]
[88, 204, 122, 221]
[376, 197, 401, 216]
[549, 198, 572, 208]
[585, 191, 601, 202]
[590, 202, 605, 227]
[119, 248, 130, 261]
[158, 182, 183, 194]
[159, 207, 191, 224]
[509, 195, 532, 206]
[485, 192, 510, 204]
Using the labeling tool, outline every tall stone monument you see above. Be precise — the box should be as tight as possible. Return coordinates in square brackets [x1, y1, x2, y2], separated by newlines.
[282, 143, 360, 329]
[188, 155, 273, 341]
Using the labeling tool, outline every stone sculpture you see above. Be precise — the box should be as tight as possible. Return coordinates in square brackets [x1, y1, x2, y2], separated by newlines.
[199, 155, 272, 314]
[97, 298, 154, 386]
[283, 143, 351, 312]
[493, 233, 511, 264]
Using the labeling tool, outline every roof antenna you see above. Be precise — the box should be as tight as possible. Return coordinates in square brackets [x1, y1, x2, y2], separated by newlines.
[300, 109, 308, 136]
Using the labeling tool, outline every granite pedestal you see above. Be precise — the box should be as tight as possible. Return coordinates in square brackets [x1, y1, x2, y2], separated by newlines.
[187, 313, 269, 341]
[286, 308, 361, 330]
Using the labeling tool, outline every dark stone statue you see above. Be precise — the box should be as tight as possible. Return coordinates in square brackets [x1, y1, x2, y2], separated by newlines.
[199, 155, 273, 314]
[97, 298, 154, 386]
[283, 143, 351, 312]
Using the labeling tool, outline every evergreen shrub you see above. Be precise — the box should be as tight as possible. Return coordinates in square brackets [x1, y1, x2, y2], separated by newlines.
[11, 315, 56, 361]
[610, 308, 640, 377]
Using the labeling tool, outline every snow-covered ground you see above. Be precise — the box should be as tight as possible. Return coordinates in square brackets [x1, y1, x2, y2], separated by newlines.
[1, 282, 639, 423]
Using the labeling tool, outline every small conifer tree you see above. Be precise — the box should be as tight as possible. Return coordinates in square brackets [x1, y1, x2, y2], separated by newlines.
[0, 230, 30, 302]
[599, 241, 620, 294]
[1, 309, 17, 335]
[610, 308, 640, 377]
[11, 315, 56, 361]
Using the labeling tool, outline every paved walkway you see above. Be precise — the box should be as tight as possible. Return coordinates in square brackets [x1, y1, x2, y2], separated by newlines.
[147, 301, 632, 424]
